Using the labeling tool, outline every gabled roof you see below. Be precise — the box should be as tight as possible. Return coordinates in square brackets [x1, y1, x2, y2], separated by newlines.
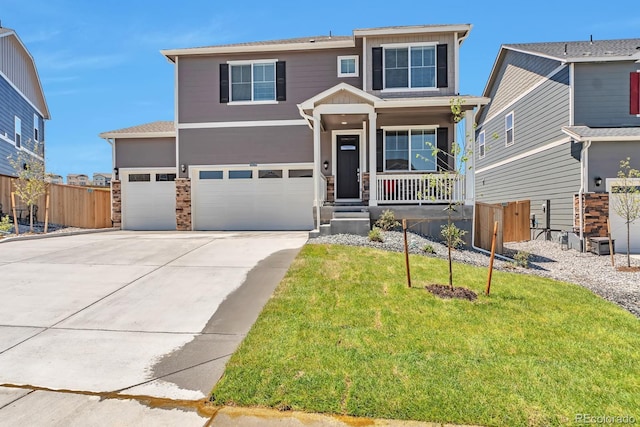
[0, 27, 50, 119]
[505, 39, 640, 63]
[562, 126, 640, 142]
[162, 24, 472, 61]
[99, 121, 175, 139]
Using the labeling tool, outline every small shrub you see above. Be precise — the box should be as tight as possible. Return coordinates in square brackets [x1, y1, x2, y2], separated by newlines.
[422, 244, 435, 254]
[513, 251, 530, 268]
[368, 227, 384, 242]
[375, 210, 400, 231]
[0, 215, 12, 233]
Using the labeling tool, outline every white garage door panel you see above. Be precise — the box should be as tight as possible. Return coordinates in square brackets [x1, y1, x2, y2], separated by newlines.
[122, 172, 176, 231]
[193, 168, 313, 231]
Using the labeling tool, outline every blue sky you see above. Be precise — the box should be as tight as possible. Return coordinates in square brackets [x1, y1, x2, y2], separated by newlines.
[2, 0, 639, 180]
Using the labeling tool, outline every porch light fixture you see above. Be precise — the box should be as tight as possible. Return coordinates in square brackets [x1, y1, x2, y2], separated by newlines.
[323, 160, 329, 170]
[113, 167, 119, 178]
[341, 121, 348, 125]
[180, 164, 186, 173]
[594, 176, 602, 187]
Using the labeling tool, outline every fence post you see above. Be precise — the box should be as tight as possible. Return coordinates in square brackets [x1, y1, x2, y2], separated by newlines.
[11, 192, 19, 235]
[44, 189, 50, 233]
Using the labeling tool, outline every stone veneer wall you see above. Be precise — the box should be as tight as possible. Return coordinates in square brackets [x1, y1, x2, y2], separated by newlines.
[175, 178, 191, 231]
[326, 176, 335, 203]
[111, 180, 121, 229]
[574, 193, 609, 247]
[362, 172, 370, 203]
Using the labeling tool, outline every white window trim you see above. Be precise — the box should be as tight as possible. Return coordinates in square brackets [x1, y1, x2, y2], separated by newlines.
[381, 42, 438, 92]
[227, 59, 278, 104]
[382, 127, 439, 173]
[478, 130, 486, 159]
[505, 111, 515, 147]
[337, 55, 359, 77]
[33, 114, 39, 142]
[14, 116, 21, 148]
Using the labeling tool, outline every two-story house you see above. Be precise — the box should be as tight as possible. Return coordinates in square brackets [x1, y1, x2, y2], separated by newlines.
[92, 172, 112, 187]
[0, 26, 50, 176]
[67, 174, 89, 186]
[476, 38, 640, 252]
[101, 24, 487, 232]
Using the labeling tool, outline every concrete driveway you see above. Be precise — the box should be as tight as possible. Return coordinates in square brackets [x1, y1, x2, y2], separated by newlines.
[0, 231, 307, 426]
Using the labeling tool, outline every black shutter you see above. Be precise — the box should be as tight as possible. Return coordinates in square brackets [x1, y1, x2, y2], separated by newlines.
[276, 61, 286, 101]
[219, 63, 229, 103]
[372, 47, 383, 90]
[437, 127, 449, 171]
[437, 44, 448, 88]
[376, 129, 384, 172]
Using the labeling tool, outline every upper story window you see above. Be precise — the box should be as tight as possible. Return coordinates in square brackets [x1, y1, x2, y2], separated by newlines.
[478, 131, 486, 159]
[505, 112, 514, 146]
[33, 114, 39, 141]
[384, 128, 437, 171]
[221, 60, 286, 104]
[15, 116, 21, 148]
[372, 44, 447, 92]
[337, 55, 359, 77]
[230, 60, 276, 102]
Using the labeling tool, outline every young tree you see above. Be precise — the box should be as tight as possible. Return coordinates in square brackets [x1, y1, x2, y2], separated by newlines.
[8, 140, 48, 233]
[610, 157, 640, 267]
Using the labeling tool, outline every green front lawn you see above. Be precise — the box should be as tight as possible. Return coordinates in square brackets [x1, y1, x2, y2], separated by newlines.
[212, 244, 640, 426]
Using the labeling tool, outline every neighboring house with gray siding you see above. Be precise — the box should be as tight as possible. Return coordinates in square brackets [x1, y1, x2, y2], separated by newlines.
[0, 26, 50, 177]
[476, 38, 640, 252]
[101, 24, 488, 232]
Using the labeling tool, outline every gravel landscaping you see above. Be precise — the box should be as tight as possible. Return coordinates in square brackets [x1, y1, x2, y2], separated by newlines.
[0, 221, 84, 240]
[309, 231, 640, 318]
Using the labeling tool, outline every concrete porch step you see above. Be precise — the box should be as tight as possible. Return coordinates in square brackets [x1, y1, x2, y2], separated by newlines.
[332, 211, 370, 219]
[329, 218, 370, 236]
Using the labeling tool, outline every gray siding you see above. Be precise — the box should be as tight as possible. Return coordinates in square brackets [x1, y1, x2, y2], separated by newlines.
[476, 142, 581, 229]
[476, 59, 574, 229]
[477, 67, 570, 166]
[115, 137, 176, 169]
[587, 141, 640, 192]
[178, 126, 313, 178]
[574, 62, 640, 127]
[480, 50, 562, 123]
[0, 34, 47, 115]
[178, 47, 362, 123]
[365, 33, 456, 98]
[0, 74, 44, 176]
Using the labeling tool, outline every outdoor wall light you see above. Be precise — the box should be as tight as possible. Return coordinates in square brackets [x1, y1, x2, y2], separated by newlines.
[113, 167, 119, 178]
[180, 164, 186, 173]
[595, 176, 602, 187]
[323, 160, 329, 170]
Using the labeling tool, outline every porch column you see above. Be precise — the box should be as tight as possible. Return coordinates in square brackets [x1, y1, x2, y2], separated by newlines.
[368, 112, 378, 206]
[464, 109, 475, 206]
[313, 112, 322, 229]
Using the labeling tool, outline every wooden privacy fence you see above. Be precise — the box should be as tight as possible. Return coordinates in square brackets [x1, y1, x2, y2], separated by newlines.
[0, 174, 111, 229]
[475, 200, 531, 253]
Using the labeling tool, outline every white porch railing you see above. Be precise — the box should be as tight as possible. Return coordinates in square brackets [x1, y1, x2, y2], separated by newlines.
[376, 173, 465, 204]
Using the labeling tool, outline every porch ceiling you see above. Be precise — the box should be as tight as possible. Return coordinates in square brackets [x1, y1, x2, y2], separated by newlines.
[322, 114, 368, 128]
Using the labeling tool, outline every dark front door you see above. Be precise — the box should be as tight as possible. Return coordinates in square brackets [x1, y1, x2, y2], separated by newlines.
[336, 135, 360, 199]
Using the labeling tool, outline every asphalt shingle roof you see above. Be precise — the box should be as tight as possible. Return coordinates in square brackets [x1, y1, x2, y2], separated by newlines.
[183, 35, 352, 51]
[506, 39, 640, 61]
[100, 121, 175, 136]
[564, 126, 640, 139]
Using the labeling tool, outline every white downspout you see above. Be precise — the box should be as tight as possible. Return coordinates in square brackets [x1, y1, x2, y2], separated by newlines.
[106, 137, 116, 225]
[578, 140, 592, 251]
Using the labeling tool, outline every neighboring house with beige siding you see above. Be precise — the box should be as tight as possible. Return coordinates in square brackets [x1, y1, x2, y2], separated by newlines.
[67, 174, 89, 186]
[476, 38, 640, 253]
[0, 26, 50, 176]
[101, 24, 488, 233]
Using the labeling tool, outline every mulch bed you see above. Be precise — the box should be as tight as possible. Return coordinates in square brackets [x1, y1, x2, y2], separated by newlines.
[426, 284, 478, 301]
[616, 266, 640, 272]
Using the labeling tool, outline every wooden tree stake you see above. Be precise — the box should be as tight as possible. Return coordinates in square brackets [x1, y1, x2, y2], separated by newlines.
[403, 219, 411, 288]
[11, 192, 19, 236]
[607, 219, 614, 267]
[485, 221, 499, 296]
[44, 190, 50, 234]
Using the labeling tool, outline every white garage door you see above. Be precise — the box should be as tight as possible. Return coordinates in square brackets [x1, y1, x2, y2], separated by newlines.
[607, 178, 640, 253]
[121, 169, 176, 230]
[192, 164, 314, 231]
